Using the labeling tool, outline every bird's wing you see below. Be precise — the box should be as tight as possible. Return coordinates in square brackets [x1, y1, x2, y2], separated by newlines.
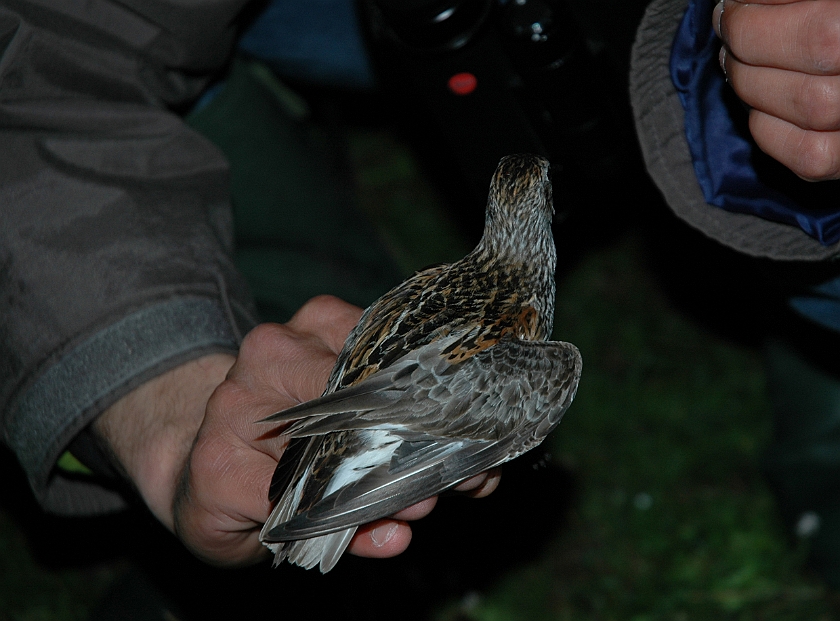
[262, 333, 580, 441]
[261, 334, 581, 541]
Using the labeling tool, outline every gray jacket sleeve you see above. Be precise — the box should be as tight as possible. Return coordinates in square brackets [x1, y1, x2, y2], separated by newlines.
[0, 0, 258, 515]
[629, 0, 840, 261]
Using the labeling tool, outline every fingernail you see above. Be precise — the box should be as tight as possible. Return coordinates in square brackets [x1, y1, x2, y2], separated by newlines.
[713, 0, 725, 38]
[719, 45, 729, 82]
[371, 522, 398, 548]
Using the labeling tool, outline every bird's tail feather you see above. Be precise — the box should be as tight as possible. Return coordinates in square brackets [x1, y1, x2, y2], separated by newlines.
[286, 527, 357, 573]
[262, 454, 359, 572]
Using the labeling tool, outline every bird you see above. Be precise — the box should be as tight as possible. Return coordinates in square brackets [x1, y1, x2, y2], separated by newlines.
[258, 153, 582, 573]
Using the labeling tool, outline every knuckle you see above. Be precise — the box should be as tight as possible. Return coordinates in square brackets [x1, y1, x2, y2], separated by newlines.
[289, 295, 363, 347]
[304, 293, 346, 310]
[244, 321, 291, 344]
[797, 133, 840, 180]
[805, 17, 840, 74]
[207, 378, 240, 413]
[240, 322, 296, 356]
[297, 294, 360, 322]
[798, 76, 840, 130]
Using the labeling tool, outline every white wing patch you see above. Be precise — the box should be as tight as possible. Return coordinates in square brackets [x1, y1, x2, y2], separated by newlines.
[323, 429, 401, 497]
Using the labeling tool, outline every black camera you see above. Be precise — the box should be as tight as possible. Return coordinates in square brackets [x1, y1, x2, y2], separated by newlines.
[359, 0, 626, 205]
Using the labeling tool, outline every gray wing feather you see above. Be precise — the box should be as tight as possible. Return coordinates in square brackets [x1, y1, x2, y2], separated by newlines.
[266, 437, 517, 540]
[263, 334, 581, 442]
[262, 334, 581, 542]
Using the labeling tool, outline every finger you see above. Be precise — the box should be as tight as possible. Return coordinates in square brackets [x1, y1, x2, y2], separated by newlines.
[716, 0, 840, 75]
[723, 51, 840, 130]
[715, 0, 805, 26]
[453, 471, 489, 492]
[453, 468, 502, 498]
[749, 108, 840, 180]
[287, 295, 363, 354]
[390, 496, 438, 521]
[347, 520, 413, 558]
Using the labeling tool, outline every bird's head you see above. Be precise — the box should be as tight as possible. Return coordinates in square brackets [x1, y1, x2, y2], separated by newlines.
[480, 154, 554, 261]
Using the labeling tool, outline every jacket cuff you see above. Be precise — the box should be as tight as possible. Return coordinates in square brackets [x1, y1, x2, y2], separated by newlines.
[4, 296, 245, 515]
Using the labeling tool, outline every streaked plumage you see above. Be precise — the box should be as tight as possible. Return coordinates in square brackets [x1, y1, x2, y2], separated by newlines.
[259, 153, 582, 572]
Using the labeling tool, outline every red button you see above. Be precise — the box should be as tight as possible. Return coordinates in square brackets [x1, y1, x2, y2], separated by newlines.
[447, 72, 477, 95]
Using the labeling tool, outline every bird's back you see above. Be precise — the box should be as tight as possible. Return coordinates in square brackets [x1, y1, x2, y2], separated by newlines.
[329, 250, 551, 394]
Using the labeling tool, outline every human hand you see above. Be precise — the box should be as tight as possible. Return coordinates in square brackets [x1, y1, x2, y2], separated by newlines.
[96, 295, 499, 567]
[714, 0, 840, 180]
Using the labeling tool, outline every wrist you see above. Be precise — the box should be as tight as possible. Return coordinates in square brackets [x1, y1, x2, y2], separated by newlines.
[94, 353, 235, 530]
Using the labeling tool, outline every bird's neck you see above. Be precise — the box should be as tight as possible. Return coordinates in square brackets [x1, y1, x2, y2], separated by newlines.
[470, 219, 557, 338]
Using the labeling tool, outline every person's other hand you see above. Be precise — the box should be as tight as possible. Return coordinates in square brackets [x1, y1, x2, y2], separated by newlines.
[715, 0, 840, 180]
[97, 295, 499, 567]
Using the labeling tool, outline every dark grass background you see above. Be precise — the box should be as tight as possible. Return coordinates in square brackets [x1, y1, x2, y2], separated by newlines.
[4, 6, 840, 615]
[3, 115, 840, 620]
